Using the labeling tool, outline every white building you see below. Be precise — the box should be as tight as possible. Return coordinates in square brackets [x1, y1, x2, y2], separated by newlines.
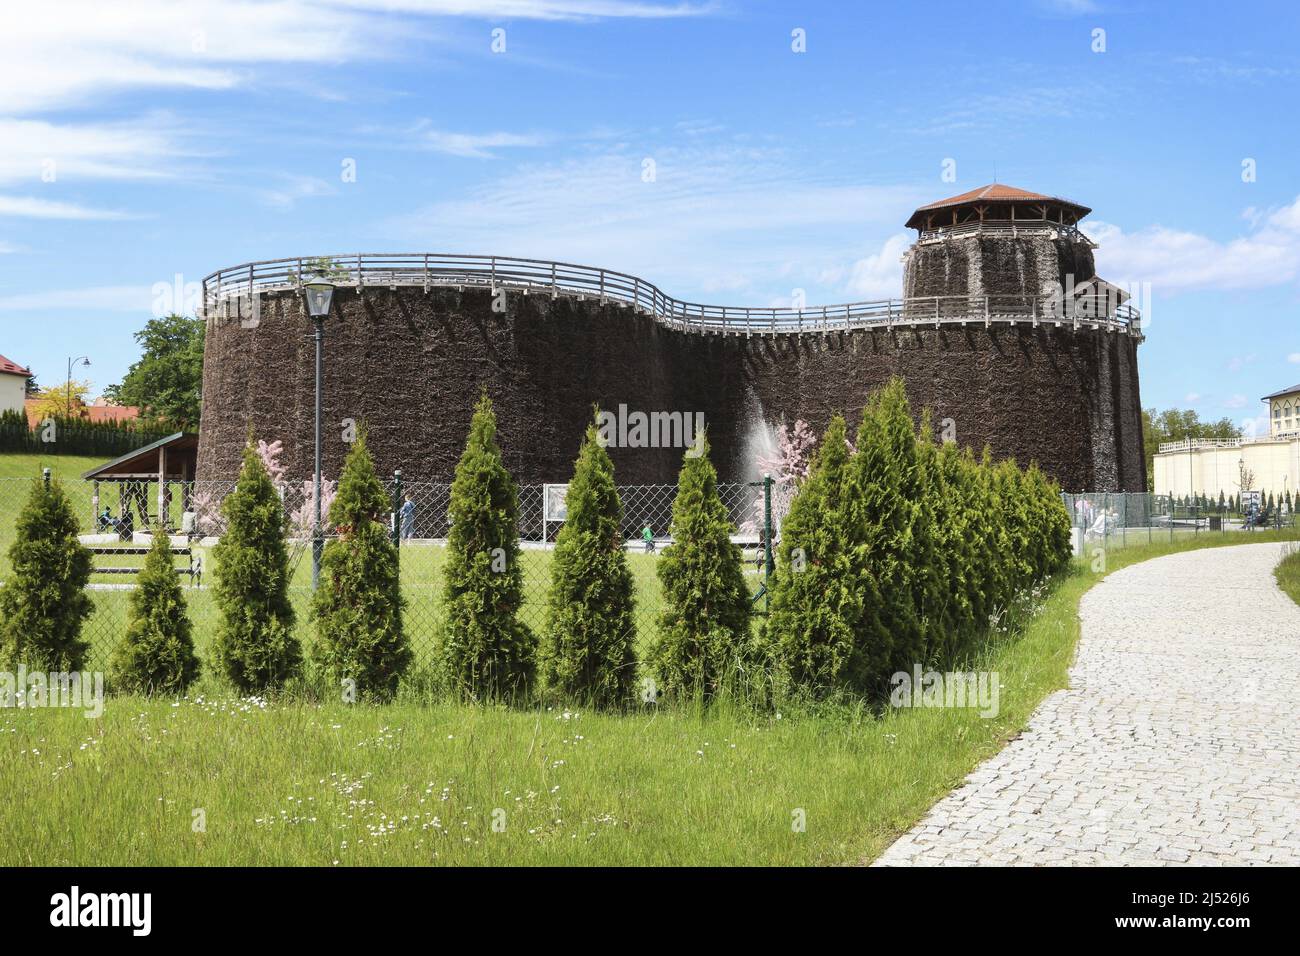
[1152, 383, 1300, 501]
[0, 353, 31, 417]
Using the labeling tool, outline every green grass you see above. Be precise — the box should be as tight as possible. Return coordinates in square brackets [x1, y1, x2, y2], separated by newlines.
[4, 526, 1296, 866]
[1274, 544, 1300, 607]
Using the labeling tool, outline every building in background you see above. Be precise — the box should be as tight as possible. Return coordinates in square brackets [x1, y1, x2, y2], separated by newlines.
[0, 353, 31, 416]
[1152, 383, 1300, 501]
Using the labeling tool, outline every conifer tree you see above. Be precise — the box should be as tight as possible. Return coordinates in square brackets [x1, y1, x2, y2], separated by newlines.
[212, 441, 301, 692]
[845, 378, 923, 691]
[436, 393, 536, 700]
[651, 435, 752, 699]
[111, 525, 199, 694]
[311, 429, 410, 700]
[766, 414, 875, 696]
[540, 417, 637, 707]
[0, 475, 92, 670]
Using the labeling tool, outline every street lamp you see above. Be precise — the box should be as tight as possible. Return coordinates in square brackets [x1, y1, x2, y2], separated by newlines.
[66, 355, 90, 417]
[303, 282, 335, 589]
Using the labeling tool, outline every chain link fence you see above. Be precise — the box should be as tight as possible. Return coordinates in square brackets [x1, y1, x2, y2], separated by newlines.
[0, 475, 778, 672]
[1060, 491, 1297, 552]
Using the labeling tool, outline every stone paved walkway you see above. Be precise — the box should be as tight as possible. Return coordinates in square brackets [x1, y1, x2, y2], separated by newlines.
[874, 542, 1300, 866]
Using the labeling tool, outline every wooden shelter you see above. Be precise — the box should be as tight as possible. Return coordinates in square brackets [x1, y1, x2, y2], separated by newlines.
[82, 432, 198, 531]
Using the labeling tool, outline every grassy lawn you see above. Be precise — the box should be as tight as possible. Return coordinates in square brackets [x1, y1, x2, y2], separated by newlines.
[1274, 544, 1300, 607]
[4, 526, 1296, 866]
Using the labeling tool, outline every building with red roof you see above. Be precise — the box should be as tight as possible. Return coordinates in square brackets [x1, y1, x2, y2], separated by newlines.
[0, 353, 32, 417]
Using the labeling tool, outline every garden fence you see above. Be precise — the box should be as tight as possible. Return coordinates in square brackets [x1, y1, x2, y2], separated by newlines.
[0, 475, 778, 671]
[1061, 491, 1295, 551]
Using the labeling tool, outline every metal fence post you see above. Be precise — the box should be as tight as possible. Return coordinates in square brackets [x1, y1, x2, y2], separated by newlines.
[763, 474, 774, 614]
[391, 468, 403, 552]
[42, 467, 50, 490]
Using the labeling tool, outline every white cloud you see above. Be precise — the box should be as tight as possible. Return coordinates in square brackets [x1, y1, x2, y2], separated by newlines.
[387, 146, 924, 301]
[1224, 394, 1248, 410]
[0, 0, 706, 115]
[414, 127, 548, 159]
[0, 196, 135, 220]
[0, 117, 188, 186]
[1184, 392, 1201, 404]
[845, 234, 910, 300]
[1227, 355, 1256, 373]
[1089, 195, 1300, 293]
[258, 175, 338, 209]
[1288, 353, 1300, 364]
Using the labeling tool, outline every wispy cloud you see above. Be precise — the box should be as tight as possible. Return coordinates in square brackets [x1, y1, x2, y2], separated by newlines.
[1089, 195, 1300, 293]
[411, 125, 549, 158]
[387, 144, 925, 302]
[0, 117, 190, 186]
[0, 196, 135, 220]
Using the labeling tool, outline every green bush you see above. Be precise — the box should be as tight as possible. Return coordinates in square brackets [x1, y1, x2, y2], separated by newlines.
[540, 418, 637, 708]
[0, 476, 93, 670]
[436, 394, 536, 701]
[310, 430, 410, 701]
[845, 378, 923, 693]
[765, 378, 1076, 705]
[650, 436, 752, 700]
[212, 442, 301, 693]
[765, 414, 873, 697]
[110, 526, 200, 694]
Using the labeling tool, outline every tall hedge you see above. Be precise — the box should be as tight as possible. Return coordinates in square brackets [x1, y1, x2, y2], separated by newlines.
[436, 393, 536, 701]
[540, 419, 637, 707]
[310, 430, 410, 701]
[212, 442, 301, 693]
[845, 378, 924, 693]
[111, 525, 200, 694]
[0, 475, 93, 671]
[650, 436, 752, 699]
[765, 414, 874, 696]
[764, 379, 1074, 704]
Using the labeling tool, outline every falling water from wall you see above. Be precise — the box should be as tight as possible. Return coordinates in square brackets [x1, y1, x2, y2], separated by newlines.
[739, 386, 778, 484]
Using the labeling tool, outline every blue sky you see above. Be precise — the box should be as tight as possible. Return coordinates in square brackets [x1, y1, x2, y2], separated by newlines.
[1, 0, 1298, 433]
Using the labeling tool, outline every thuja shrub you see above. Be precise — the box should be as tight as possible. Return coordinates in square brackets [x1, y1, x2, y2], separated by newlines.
[212, 442, 301, 693]
[766, 378, 1075, 704]
[111, 526, 200, 695]
[651, 435, 752, 700]
[436, 393, 536, 701]
[310, 430, 410, 701]
[0, 475, 92, 671]
[540, 418, 637, 708]
[765, 414, 875, 697]
[845, 378, 924, 692]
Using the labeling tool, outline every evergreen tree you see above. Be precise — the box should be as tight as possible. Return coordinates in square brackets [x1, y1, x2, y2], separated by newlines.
[540, 418, 637, 707]
[311, 430, 410, 700]
[111, 525, 199, 694]
[766, 414, 875, 696]
[436, 393, 536, 700]
[845, 378, 923, 692]
[651, 435, 752, 699]
[0, 476, 92, 670]
[212, 442, 301, 692]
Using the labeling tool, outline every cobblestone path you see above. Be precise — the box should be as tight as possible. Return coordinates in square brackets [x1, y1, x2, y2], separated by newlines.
[874, 543, 1300, 866]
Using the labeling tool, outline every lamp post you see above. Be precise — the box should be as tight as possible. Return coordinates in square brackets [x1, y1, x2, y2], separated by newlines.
[66, 355, 90, 417]
[303, 282, 335, 590]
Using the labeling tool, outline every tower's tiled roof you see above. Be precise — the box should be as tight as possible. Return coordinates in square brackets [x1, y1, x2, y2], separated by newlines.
[906, 184, 1091, 229]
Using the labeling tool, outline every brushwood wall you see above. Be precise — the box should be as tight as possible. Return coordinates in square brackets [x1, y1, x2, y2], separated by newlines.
[196, 286, 1145, 492]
